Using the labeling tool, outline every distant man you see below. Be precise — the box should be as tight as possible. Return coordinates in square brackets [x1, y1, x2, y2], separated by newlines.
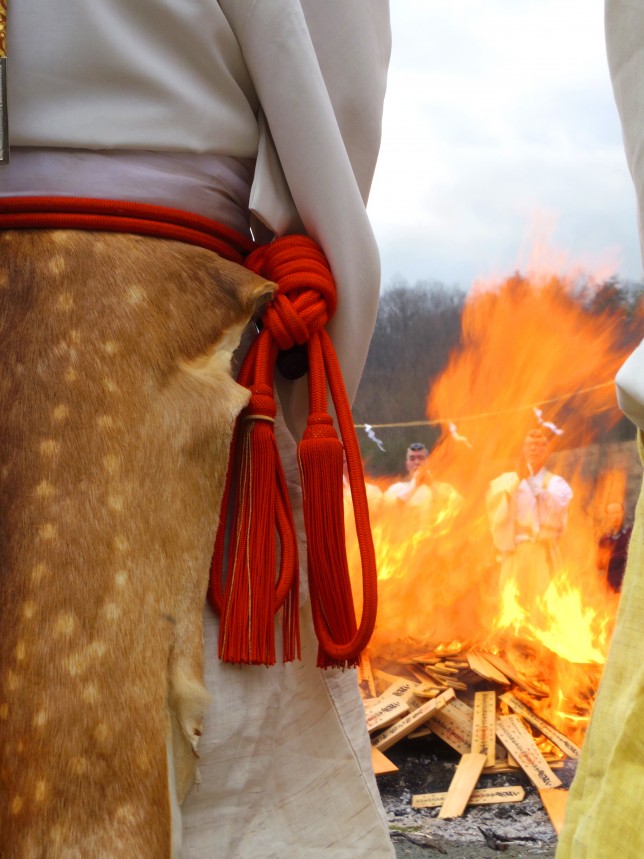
[597, 501, 632, 592]
[486, 427, 573, 606]
[384, 442, 462, 512]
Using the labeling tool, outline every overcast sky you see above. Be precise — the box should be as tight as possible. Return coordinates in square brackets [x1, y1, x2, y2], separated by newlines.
[367, 0, 643, 290]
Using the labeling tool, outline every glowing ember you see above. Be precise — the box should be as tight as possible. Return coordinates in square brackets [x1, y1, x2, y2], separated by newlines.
[347, 271, 634, 743]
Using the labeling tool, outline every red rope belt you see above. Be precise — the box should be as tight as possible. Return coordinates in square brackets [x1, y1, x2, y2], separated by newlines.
[0, 197, 378, 668]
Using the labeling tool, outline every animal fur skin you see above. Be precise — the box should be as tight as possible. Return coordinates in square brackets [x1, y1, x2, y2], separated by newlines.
[0, 230, 273, 857]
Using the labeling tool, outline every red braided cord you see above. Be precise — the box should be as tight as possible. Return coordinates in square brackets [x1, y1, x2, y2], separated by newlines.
[0, 196, 254, 263]
[316, 328, 378, 659]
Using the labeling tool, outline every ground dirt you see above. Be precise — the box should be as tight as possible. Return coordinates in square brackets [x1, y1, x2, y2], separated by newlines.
[393, 839, 555, 858]
[379, 736, 572, 859]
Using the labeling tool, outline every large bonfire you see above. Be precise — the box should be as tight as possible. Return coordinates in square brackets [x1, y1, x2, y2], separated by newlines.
[347, 272, 636, 745]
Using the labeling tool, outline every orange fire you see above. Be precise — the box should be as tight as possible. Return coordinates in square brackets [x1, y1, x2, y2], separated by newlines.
[347, 272, 634, 742]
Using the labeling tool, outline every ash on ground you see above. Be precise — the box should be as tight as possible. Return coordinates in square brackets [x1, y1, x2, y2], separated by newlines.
[379, 736, 575, 855]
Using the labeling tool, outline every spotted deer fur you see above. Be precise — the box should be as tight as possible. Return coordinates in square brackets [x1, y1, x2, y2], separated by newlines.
[0, 230, 273, 857]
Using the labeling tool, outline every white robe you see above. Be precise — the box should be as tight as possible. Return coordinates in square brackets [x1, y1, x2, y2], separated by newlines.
[486, 468, 573, 553]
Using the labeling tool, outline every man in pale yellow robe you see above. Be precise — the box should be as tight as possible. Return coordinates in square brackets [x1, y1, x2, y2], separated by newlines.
[556, 2, 644, 856]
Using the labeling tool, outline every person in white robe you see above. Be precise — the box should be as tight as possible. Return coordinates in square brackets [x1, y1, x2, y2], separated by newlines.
[486, 428, 573, 611]
[384, 442, 462, 515]
[0, 3, 395, 857]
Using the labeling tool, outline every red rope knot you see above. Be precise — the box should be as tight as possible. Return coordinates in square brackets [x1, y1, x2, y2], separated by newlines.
[245, 236, 337, 351]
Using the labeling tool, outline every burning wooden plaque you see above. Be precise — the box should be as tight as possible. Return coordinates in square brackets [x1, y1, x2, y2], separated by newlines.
[500, 692, 581, 759]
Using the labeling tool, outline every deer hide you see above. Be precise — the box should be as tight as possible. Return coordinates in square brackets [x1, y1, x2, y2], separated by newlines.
[0, 229, 274, 857]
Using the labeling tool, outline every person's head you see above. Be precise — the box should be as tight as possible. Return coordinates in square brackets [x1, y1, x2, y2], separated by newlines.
[405, 442, 429, 474]
[522, 428, 550, 473]
[605, 501, 625, 532]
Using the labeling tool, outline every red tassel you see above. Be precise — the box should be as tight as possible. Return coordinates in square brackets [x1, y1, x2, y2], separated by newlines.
[274, 483, 301, 663]
[298, 415, 358, 668]
[217, 383, 300, 665]
[219, 413, 276, 663]
[214, 236, 378, 668]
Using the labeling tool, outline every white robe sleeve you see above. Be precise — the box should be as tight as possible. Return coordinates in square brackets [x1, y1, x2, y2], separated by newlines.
[535, 474, 573, 538]
[615, 338, 644, 430]
[606, 1, 644, 431]
[218, 0, 391, 437]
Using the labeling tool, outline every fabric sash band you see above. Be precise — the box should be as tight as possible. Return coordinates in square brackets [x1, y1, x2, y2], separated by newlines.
[0, 196, 378, 668]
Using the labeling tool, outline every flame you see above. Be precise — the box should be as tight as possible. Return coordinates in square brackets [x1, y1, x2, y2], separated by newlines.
[348, 271, 634, 742]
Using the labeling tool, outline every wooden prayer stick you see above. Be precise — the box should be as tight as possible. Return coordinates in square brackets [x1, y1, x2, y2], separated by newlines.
[371, 746, 399, 776]
[428, 700, 474, 756]
[500, 692, 581, 759]
[372, 689, 455, 752]
[358, 652, 377, 698]
[365, 698, 409, 734]
[496, 715, 562, 790]
[538, 788, 569, 835]
[467, 650, 511, 685]
[413, 785, 525, 809]
[438, 753, 487, 819]
[472, 691, 496, 767]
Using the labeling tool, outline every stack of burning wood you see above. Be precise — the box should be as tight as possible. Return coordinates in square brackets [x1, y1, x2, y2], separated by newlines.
[360, 643, 581, 831]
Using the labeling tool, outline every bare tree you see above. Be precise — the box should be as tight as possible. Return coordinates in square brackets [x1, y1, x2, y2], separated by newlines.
[352, 279, 465, 475]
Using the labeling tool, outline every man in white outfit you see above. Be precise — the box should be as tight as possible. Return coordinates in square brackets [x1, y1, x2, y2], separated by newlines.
[385, 442, 462, 513]
[0, 3, 395, 857]
[486, 428, 573, 610]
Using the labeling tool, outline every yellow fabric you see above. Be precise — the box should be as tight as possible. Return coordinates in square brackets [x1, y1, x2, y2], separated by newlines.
[556, 431, 644, 858]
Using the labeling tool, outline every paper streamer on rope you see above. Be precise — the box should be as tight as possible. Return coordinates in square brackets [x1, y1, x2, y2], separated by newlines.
[353, 381, 615, 432]
[448, 422, 472, 448]
[533, 407, 564, 436]
[354, 380, 620, 457]
[364, 423, 386, 452]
